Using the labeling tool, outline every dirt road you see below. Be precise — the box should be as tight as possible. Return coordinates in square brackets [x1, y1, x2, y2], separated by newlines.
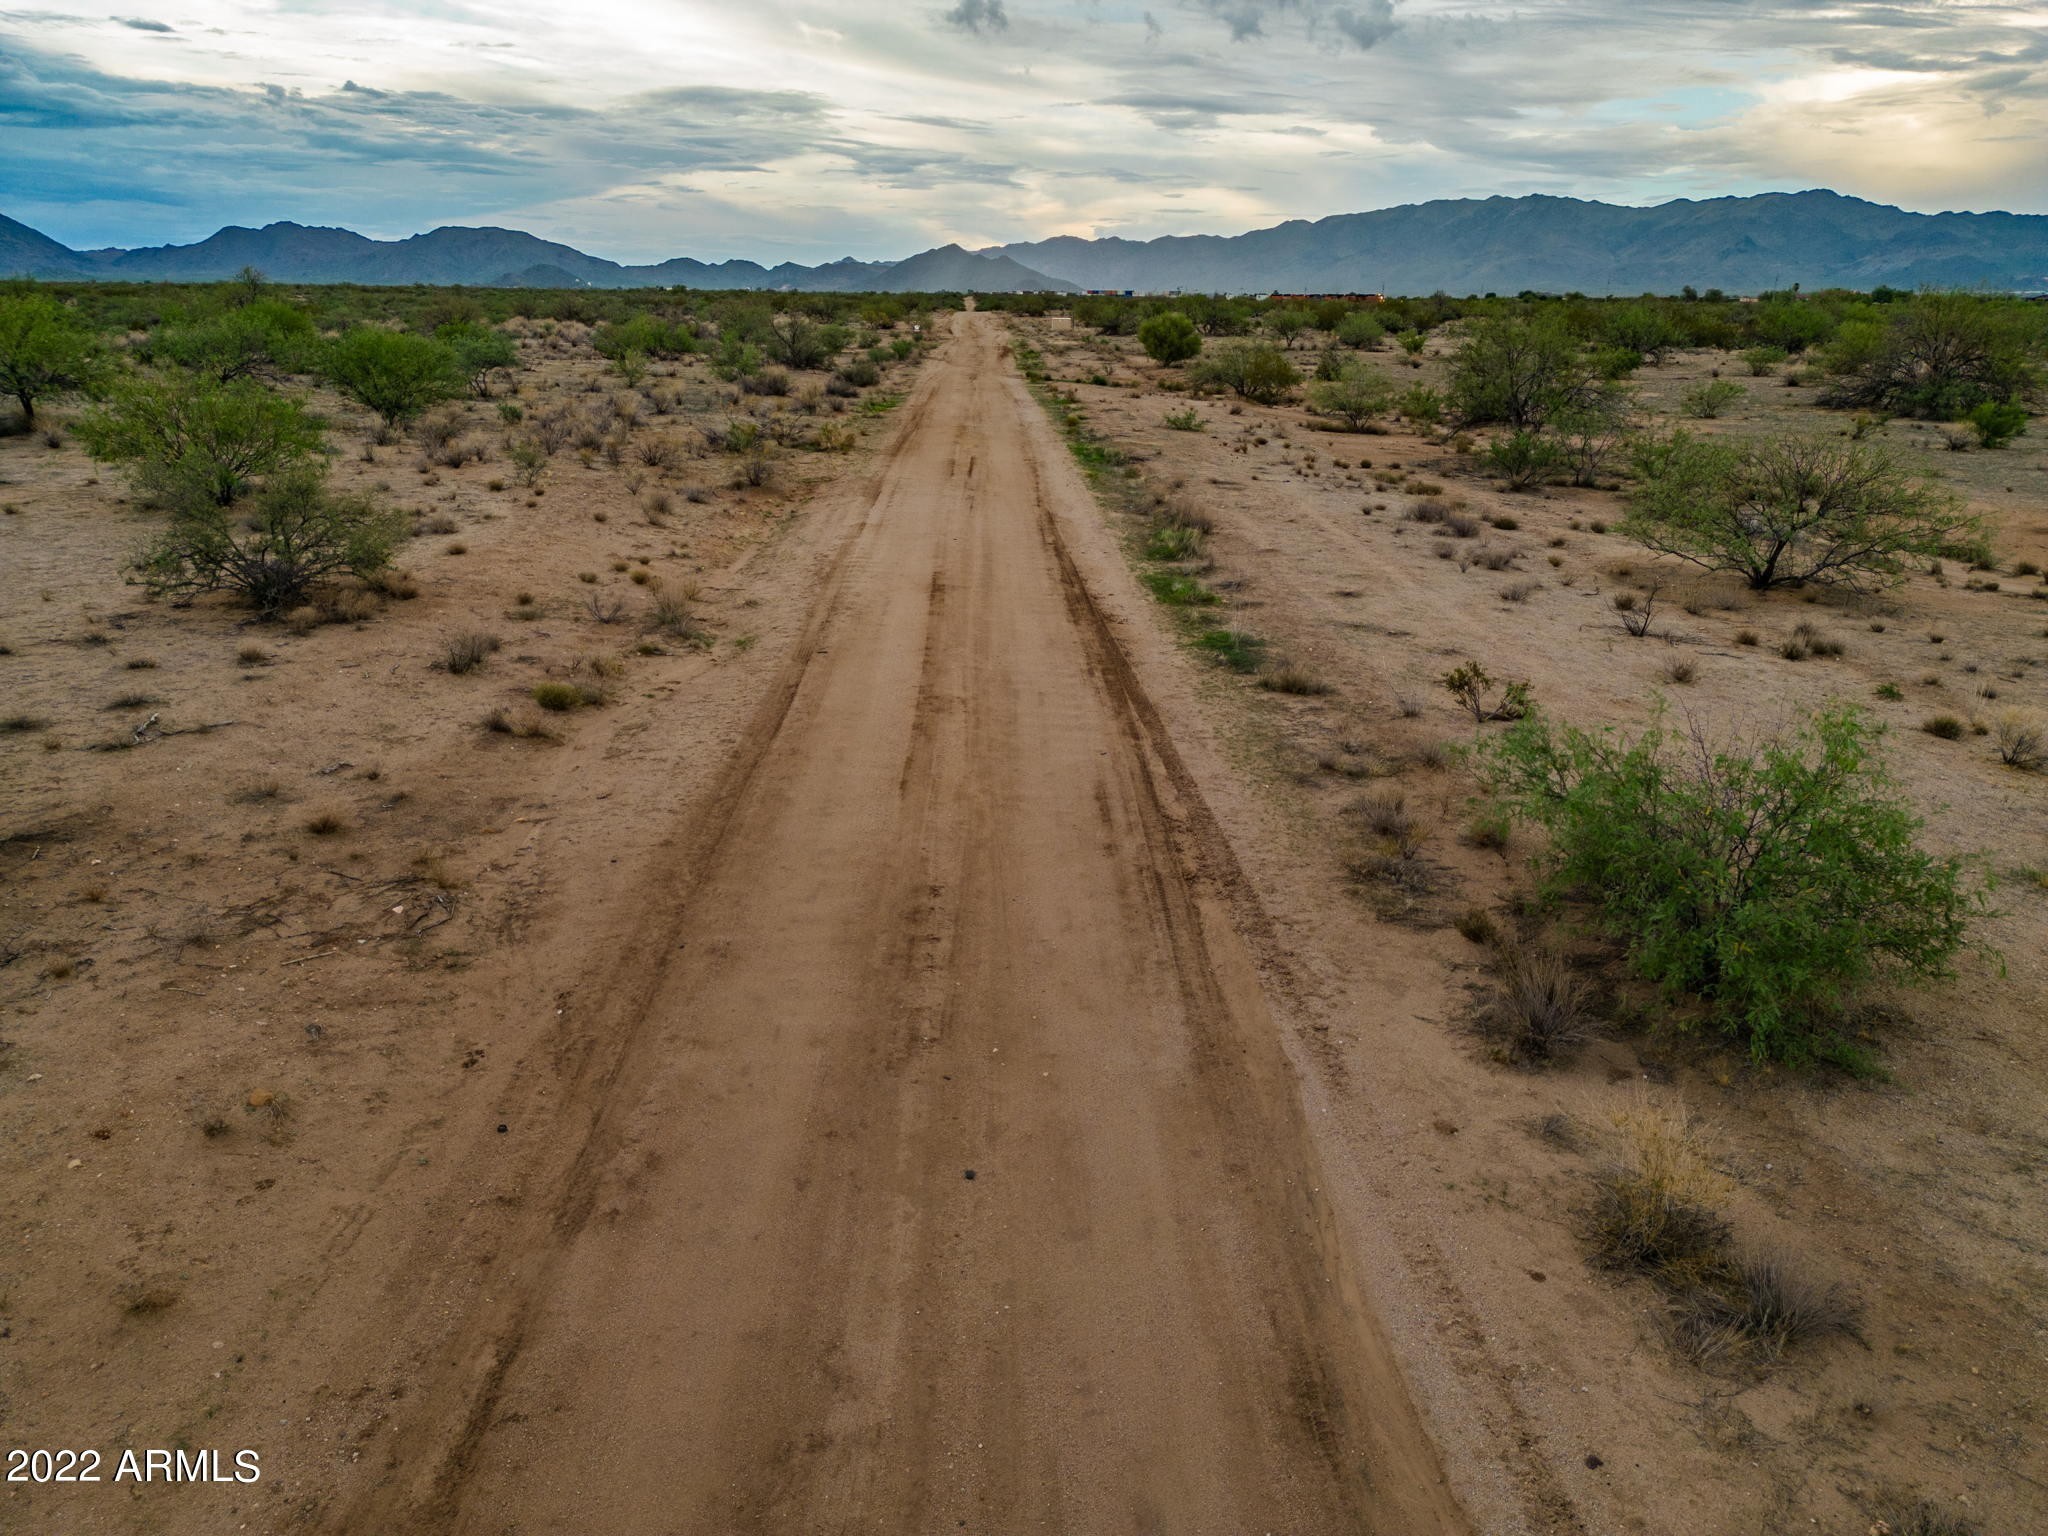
[339, 313, 1464, 1534]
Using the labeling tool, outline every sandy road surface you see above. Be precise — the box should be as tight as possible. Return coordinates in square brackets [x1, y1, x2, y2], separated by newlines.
[338, 314, 1464, 1535]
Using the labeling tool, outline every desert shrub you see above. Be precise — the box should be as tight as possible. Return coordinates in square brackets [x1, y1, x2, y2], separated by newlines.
[1306, 362, 1395, 430]
[1869, 1499, 1982, 1536]
[1335, 310, 1384, 350]
[1263, 306, 1313, 348]
[0, 292, 110, 424]
[1136, 310, 1202, 366]
[1259, 664, 1329, 695]
[435, 320, 518, 398]
[646, 590, 706, 643]
[322, 327, 465, 426]
[1440, 661, 1530, 723]
[1161, 408, 1204, 432]
[135, 465, 405, 614]
[1586, 1105, 1732, 1280]
[1679, 379, 1745, 419]
[1396, 384, 1443, 426]
[835, 357, 880, 388]
[1448, 312, 1600, 432]
[741, 366, 791, 397]
[149, 299, 317, 382]
[1550, 390, 1636, 487]
[1623, 431, 1980, 592]
[1475, 943, 1593, 1065]
[1994, 711, 2044, 770]
[1476, 704, 1982, 1062]
[1740, 346, 1787, 377]
[531, 682, 583, 712]
[1671, 1253, 1860, 1364]
[763, 313, 846, 371]
[1821, 291, 2044, 417]
[77, 373, 324, 507]
[1486, 428, 1560, 490]
[592, 314, 696, 361]
[1967, 398, 2027, 449]
[439, 631, 501, 675]
[507, 437, 546, 488]
[1191, 341, 1299, 405]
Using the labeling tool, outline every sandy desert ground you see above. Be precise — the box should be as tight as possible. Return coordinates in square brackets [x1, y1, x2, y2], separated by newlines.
[2, 306, 2044, 1534]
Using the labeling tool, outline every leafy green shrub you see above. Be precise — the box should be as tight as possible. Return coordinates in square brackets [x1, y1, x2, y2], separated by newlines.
[436, 321, 519, 397]
[323, 328, 465, 426]
[1396, 384, 1443, 426]
[1486, 428, 1560, 490]
[1967, 399, 2027, 448]
[531, 682, 583, 712]
[1623, 431, 1980, 592]
[1820, 291, 2044, 417]
[1441, 661, 1530, 723]
[1474, 704, 1981, 1062]
[1136, 310, 1202, 366]
[1190, 341, 1298, 405]
[763, 313, 846, 371]
[149, 299, 317, 382]
[592, 314, 696, 361]
[0, 292, 110, 424]
[1306, 363, 1395, 430]
[1335, 311, 1384, 349]
[1679, 379, 1745, 418]
[78, 373, 324, 506]
[135, 465, 404, 613]
[1161, 408, 1204, 432]
[1448, 312, 1599, 431]
[1739, 346, 1788, 377]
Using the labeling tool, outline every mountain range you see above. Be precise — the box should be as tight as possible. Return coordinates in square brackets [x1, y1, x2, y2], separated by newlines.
[5, 191, 2046, 295]
[0, 215, 1074, 294]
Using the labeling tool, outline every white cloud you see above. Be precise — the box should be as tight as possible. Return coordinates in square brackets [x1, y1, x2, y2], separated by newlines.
[1, 0, 2041, 260]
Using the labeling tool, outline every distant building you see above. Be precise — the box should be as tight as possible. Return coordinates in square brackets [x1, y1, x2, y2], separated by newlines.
[1266, 292, 1385, 304]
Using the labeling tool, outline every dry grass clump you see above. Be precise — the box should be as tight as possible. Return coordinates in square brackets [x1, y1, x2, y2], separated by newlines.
[1586, 1105, 1733, 1284]
[483, 706, 560, 742]
[1867, 1498, 1982, 1536]
[531, 681, 585, 712]
[1258, 664, 1330, 696]
[1994, 710, 2044, 770]
[303, 811, 349, 837]
[1474, 943, 1594, 1065]
[1586, 1104, 1859, 1367]
[1670, 1252, 1860, 1365]
[439, 631, 502, 676]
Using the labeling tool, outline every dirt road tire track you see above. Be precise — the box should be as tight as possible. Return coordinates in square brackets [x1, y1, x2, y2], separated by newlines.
[331, 314, 1467, 1535]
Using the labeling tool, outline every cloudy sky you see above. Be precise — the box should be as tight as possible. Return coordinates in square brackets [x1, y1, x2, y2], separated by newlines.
[2, 1, 2044, 262]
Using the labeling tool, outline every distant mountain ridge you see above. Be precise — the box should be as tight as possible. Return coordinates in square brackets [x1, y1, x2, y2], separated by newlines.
[5, 191, 2046, 294]
[0, 216, 1072, 294]
[983, 191, 2048, 296]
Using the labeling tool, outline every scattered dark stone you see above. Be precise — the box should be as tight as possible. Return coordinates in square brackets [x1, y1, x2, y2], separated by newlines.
[497, 1124, 508, 1134]
[1585, 1454, 1604, 1470]
[963, 1169, 975, 1181]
